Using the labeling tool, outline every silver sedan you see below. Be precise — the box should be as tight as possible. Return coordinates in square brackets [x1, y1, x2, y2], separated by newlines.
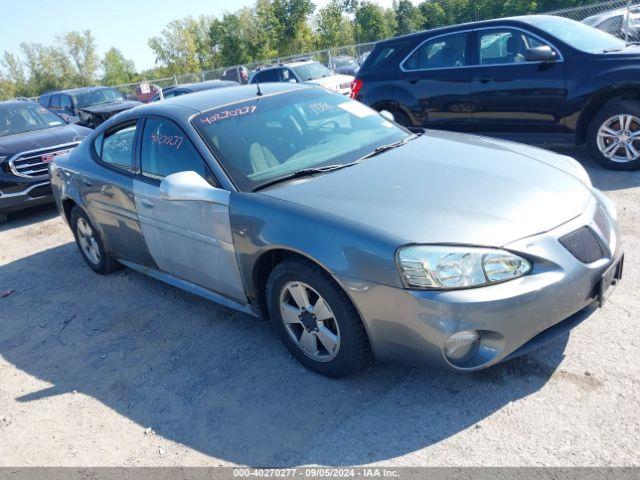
[50, 84, 623, 377]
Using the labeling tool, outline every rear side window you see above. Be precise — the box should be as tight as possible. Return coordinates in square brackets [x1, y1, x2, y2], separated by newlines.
[50, 95, 61, 109]
[403, 32, 468, 70]
[253, 69, 280, 83]
[140, 117, 212, 182]
[95, 122, 137, 170]
[60, 95, 73, 111]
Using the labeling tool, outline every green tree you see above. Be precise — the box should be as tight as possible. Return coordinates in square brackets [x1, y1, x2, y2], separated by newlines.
[418, 1, 447, 29]
[315, 0, 355, 49]
[272, 0, 317, 54]
[60, 30, 99, 85]
[355, 2, 393, 42]
[393, 0, 422, 36]
[148, 16, 214, 75]
[102, 47, 137, 85]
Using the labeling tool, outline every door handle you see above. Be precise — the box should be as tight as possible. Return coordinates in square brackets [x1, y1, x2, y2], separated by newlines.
[473, 75, 492, 84]
[409, 77, 419, 84]
[139, 198, 154, 209]
[82, 179, 93, 187]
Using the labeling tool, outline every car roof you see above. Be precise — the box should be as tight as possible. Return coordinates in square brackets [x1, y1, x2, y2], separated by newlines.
[166, 80, 238, 92]
[376, 14, 562, 45]
[43, 86, 115, 95]
[0, 99, 40, 108]
[126, 83, 311, 119]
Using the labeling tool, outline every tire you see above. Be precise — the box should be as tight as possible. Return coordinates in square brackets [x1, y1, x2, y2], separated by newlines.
[389, 108, 412, 128]
[266, 258, 371, 378]
[587, 99, 640, 171]
[70, 206, 120, 274]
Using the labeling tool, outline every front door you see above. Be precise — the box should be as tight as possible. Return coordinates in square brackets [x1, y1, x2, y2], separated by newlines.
[132, 116, 246, 301]
[468, 27, 567, 141]
[400, 31, 473, 130]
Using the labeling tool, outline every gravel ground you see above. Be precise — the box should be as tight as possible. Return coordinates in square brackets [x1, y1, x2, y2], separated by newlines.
[0, 147, 639, 467]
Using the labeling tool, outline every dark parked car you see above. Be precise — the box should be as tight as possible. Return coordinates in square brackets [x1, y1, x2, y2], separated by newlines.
[149, 80, 238, 102]
[0, 100, 91, 223]
[330, 55, 360, 76]
[221, 66, 249, 84]
[40, 86, 141, 129]
[353, 15, 640, 170]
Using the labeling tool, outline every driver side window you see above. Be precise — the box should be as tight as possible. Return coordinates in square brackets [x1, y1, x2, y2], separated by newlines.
[479, 28, 554, 65]
[140, 117, 215, 183]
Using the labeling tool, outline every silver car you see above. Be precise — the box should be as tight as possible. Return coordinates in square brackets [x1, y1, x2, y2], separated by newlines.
[50, 83, 624, 378]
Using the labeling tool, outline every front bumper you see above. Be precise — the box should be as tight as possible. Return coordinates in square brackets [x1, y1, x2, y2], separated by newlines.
[0, 174, 53, 213]
[335, 195, 621, 371]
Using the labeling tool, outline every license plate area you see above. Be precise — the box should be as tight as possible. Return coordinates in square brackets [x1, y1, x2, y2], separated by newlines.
[598, 254, 624, 307]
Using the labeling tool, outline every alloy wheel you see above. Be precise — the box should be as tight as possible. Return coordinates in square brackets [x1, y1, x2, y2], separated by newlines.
[76, 217, 101, 266]
[279, 281, 341, 362]
[597, 114, 640, 163]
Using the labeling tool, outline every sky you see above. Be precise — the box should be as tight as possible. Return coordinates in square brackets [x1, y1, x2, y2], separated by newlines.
[0, 0, 417, 72]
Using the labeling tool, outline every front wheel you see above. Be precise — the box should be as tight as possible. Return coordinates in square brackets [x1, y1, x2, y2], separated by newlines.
[266, 258, 371, 378]
[587, 100, 640, 170]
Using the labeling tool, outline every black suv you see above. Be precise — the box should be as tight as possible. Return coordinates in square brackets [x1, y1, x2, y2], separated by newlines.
[39, 86, 141, 129]
[0, 100, 92, 222]
[353, 15, 640, 170]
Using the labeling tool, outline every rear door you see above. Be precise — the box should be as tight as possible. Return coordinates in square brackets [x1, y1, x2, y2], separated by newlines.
[132, 116, 245, 301]
[399, 31, 473, 130]
[468, 27, 567, 141]
[84, 119, 155, 266]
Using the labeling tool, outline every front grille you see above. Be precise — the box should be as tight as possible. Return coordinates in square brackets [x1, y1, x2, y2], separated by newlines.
[594, 203, 611, 246]
[9, 144, 78, 178]
[559, 226, 606, 264]
[27, 184, 52, 198]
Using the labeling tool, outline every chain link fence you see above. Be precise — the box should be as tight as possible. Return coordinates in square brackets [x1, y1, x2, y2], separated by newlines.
[113, 0, 640, 102]
[549, 0, 640, 42]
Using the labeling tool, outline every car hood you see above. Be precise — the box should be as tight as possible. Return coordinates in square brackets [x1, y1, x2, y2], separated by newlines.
[0, 123, 91, 156]
[307, 74, 354, 91]
[79, 100, 141, 114]
[259, 131, 594, 247]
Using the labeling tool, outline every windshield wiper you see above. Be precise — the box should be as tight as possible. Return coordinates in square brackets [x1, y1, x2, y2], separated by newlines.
[357, 134, 419, 161]
[253, 163, 357, 192]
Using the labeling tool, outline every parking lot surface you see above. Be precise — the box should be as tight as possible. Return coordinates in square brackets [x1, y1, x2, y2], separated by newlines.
[0, 147, 639, 467]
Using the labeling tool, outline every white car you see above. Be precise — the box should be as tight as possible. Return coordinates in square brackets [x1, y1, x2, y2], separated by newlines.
[250, 61, 354, 95]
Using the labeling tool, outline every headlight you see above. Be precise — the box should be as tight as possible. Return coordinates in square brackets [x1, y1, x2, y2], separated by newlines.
[397, 245, 531, 290]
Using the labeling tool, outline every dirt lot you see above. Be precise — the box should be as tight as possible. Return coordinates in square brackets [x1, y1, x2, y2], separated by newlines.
[0, 147, 639, 467]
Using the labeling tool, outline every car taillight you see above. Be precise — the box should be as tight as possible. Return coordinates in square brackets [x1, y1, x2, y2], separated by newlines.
[350, 79, 363, 99]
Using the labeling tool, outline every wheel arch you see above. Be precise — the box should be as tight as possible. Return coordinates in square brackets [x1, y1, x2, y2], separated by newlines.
[576, 86, 640, 144]
[251, 246, 375, 358]
[61, 197, 78, 224]
[251, 247, 336, 319]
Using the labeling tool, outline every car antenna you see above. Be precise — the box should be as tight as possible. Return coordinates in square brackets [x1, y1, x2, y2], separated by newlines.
[256, 81, 262, 97]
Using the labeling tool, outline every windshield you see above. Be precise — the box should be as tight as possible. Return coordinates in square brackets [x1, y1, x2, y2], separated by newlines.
[522, 16, 626, 53]
[192, 88, 410, 191]
[73, 88, 125, 108]
[0, 103, 65, 137]
[291, 62, 334, 81]
[335, 58, 356, 67]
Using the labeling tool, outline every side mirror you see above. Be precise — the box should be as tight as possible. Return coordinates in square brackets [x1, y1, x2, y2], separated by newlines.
[160, 171, 229, 205]
[524, 46, 557, 63]
[379, 110, 395, 122]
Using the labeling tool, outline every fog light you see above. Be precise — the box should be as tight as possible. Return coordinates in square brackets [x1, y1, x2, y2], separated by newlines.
[444, 330, 480, 363]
